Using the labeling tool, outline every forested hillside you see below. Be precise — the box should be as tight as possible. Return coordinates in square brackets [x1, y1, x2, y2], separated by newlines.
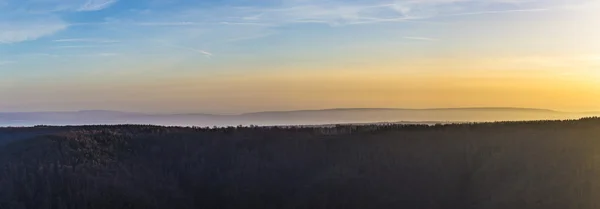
[1, 118, 600, 209]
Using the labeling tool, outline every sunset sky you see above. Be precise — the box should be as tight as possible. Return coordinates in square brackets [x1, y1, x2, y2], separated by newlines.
[1, 0, 599, 114]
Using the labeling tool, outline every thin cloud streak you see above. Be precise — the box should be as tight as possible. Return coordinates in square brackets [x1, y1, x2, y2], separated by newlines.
[149, 1, 558, 30]
[53, 38, 120, 43]
[53, 45, 112, 49]
[0, 0, 119, 44]
[195, 50, 213, 57]
[136, 22, 198, 26]
[161, 43, 213, 58]
[59, 0, 571, 31]
[445, 8, 551, 17]
[0, 19, 68, 44]
[78, 0, 119, 11]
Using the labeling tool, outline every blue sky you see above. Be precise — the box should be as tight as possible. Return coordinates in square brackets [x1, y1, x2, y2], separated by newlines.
[1, 0, 599, 113]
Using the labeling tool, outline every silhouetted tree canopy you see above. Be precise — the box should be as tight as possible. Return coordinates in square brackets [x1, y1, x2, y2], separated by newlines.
[0, 117, 600, 209]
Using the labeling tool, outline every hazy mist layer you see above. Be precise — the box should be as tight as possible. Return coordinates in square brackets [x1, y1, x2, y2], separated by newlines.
[1, 108, 597, 127]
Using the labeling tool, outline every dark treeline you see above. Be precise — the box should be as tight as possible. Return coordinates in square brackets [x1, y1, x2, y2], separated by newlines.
[1, 118, 600, 209]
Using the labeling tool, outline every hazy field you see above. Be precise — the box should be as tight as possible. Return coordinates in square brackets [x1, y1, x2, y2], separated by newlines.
[1, 118, 600, 209]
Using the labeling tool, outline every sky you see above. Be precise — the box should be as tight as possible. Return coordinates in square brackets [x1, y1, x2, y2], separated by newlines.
[1, 0, 599, 114]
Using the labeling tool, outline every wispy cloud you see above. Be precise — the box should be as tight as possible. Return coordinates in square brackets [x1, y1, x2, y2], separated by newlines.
[96, 53, 119, 57]
[53, 45, 110, 49]
[161, 43, 213, 57]
[65, 52, 121, 57]
[445, 8, 551, 17]
[0, 0, 593, 60]
[0, 0, 119, 44]
[142, 0, 561, 29]
[195, 50, 213, 57]
[78, 0, 118, 12]
[230, 3, 414, 26]
[219, 22, 273, 27]
[136, 22, 198, 26]
[0, 19, 68, 44]
[53, 38, 120, 43]
[218, 1, 548, 27]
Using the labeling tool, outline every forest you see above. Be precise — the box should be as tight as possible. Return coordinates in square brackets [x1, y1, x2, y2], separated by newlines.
[1, 118, 600, 209]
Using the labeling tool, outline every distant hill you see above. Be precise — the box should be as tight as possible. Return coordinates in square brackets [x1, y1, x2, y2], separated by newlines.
[0, 107, 596, 127]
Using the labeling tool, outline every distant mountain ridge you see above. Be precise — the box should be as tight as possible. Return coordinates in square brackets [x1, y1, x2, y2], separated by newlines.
[245, 107, 560, 114]
[0, 107, 595, 127]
